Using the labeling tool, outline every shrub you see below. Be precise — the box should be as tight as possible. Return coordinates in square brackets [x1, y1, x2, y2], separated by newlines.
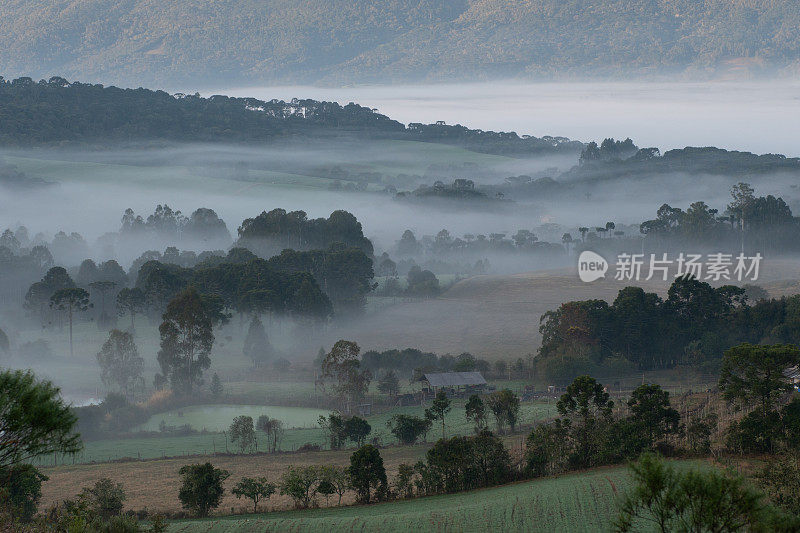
[0, 464, 47, 522]
[177, 463, 230, 517]
[280, 465, 320, 509]
[80, 478, 126, 519]
[349, 445, 387, 504]
[387, 414, 431, 445]
[232, 477, 275, 513]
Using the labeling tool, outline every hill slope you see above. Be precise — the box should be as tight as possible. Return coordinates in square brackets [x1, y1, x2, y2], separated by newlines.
[1, 0, 799, 87]
[166, 461, 706, 532]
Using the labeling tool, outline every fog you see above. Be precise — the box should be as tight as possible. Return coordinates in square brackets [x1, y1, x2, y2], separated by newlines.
[3, 82, 800, 405]
[2, 139, 799, 271]
[214, 81, 800, 157]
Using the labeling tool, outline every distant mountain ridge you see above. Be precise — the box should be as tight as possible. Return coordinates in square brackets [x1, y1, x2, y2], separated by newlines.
[0, 0, 798, 87]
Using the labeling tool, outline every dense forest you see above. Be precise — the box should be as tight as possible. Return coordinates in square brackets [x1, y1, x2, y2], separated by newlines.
[0, 1, 798, 86]
[0, 77, 580, 156]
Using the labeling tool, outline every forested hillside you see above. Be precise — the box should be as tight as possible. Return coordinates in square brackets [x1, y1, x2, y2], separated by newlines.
[0, 76, 582, 156]
[0, 0, 798, 87]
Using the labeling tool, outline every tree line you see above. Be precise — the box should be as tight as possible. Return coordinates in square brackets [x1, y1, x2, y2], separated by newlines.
[5, 347, 800, 529]
[538, 274, 800, 376]
[0, 77, 581, 158]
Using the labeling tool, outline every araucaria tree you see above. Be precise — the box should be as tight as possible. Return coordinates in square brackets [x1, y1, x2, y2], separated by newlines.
[156, 288, 223, 394]
[96, 329, 143, 401]
[614, 453, 794, 532]
[719, 343, 800, 452]
[50, 287, 91, 357]
[116, 287, 145, 332]
[719, 343, 800, 416]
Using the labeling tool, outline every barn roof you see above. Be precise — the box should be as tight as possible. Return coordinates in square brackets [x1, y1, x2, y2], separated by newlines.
[424, 371, 487, 387]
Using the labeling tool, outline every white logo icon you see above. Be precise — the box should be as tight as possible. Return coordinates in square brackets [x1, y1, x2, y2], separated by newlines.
[578, 251, 608, 282]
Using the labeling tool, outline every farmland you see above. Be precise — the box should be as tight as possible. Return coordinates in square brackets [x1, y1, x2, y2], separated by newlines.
[37, 399, 556, 464]
[39, 441, 440, 513]
[135, 405, 328, 433]
[166, 460, 708, 532]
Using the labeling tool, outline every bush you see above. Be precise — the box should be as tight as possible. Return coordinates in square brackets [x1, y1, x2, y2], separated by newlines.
[232, 477, 275, 513]
[419, 433, 511, 494]
[178, 463, 230, 517]
[348, 445, 387, 504]
[0, 464, 47, 522]
[727, 410, 783, 453]
[387, 414, 431, 445]
[80, 478, 125, 519]
[525, 423, 569, 478]
[280, 465, 320, 509]
[615, 453, 798, 532]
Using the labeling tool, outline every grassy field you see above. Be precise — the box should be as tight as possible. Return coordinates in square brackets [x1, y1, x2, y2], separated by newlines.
[4, 140, 515, 190]
[135, 405, 329, 432]
[38, 398, 555, 465]
[165, 460, 708, 532]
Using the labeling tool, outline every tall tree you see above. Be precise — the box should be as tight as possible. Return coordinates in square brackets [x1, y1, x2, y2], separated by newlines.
[719, 343, 800, 416]
[243, 314, 272, 367]
[96, 329, 143, 401]
[256, 415, 284, 453]
[557, 375, 613, 468]
[486, 389, 520, 434]
[348, 445, 387, 504]
[627, 384, 680, 448]
[229, 416, 256, 454]
[465, 394, 487, 434]
[426, 390, 451, 439]
[116, 287, 145, 331]
[156, 288, 223, 394]
[50, 287, 91, 357]
[321, 340, 371, 406]
[25, 266, 75, 326]
[89, 280, 117, 329]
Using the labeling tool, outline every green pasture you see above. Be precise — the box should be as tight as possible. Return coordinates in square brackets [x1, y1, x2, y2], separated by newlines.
[135, 405, 328, 432]
[167, 460, 707, 532]
[39, 398, 556, 465]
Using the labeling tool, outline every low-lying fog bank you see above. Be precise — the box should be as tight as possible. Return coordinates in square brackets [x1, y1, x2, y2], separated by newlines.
[213, 81, 800, 157]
